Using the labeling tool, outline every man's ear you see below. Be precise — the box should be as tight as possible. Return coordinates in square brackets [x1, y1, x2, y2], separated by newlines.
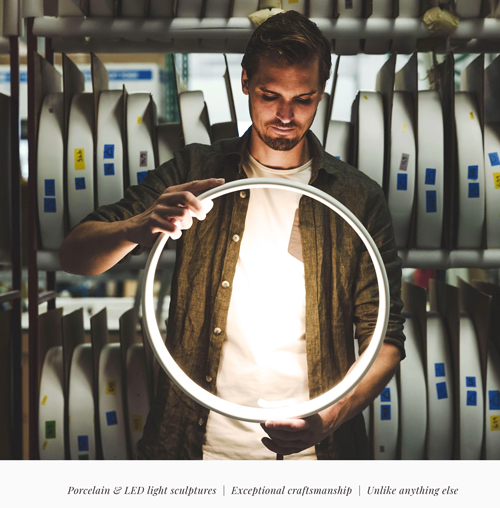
[319, 82, 326, 101]
[241, 68, 250, 96]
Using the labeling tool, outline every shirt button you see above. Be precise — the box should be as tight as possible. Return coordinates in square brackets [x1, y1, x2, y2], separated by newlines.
[214, 327, 222, 335]
[198, 418, 204, 426]
[206, 375, 213, 383]
[232, 234, 240, 242]
[221, 280, 230, 288]
[239, 191, 247, 198]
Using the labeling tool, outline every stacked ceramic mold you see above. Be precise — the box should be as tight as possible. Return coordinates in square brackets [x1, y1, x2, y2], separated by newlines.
[366, 278, 500, 460]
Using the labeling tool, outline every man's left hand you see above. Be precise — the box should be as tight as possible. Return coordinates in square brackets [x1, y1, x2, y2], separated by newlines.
[260, 409, 336, 456]
[260, 343, 402, 456]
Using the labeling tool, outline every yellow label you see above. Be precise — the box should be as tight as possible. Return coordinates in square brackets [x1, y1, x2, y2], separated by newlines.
[42, 440, 48, 451]
[137, 116, 142, 124]
[494, 173, 500, 190]
[106, 380, 117, 395]
[288, 0, 299, 3]
[131, 414, 144, 432]
[402, 124, 407, 133]
[74, 148, 85, 170]
[470, 111, 475, 120]
[41, 395, 47, 406]
[491, 415, 500, 431]
[363, 95, 369, 100]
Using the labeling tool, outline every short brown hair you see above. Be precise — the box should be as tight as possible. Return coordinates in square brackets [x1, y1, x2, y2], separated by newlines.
[241, 11, 332, 88]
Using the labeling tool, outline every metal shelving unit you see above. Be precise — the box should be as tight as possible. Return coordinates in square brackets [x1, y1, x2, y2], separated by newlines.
[0, 5, 23, 459]
[21, 2, 500, 460]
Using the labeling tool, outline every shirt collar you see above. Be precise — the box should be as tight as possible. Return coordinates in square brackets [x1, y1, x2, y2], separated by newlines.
[220, 126, 342, 183]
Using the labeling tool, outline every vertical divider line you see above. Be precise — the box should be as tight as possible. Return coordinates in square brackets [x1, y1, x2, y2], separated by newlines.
[9, 32, 22, 460]
[27, 17, 40, 460]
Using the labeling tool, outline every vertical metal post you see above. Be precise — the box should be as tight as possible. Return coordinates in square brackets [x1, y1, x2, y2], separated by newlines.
[44, 38, 56, 310]
[45, 37, 54, 65]
[27, 17, 39, 460]
[9, 32, 23, 460]
[165, 54, 180, 122]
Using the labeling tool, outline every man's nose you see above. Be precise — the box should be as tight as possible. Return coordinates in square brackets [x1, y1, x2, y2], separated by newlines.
[276, 99, 293, 123]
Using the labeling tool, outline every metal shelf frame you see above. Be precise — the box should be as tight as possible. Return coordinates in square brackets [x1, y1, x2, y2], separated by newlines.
[0, 33, 23, 460]
[30, 17, 500, 41]
[26, 17, 59, 460]
[29, 16, 500, 54]
[23, 9, 500, 460]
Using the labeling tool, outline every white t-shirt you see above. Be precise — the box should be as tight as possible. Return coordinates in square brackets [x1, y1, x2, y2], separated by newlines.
[202, 152, 316, 460]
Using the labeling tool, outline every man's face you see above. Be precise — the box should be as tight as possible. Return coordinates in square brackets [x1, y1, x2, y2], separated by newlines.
[242, 57, 324, 152]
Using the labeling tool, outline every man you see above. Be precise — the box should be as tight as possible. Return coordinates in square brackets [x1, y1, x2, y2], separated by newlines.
[60, 11, 405, 460]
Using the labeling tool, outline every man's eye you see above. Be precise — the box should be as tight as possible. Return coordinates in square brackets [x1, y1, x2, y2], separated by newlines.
[262, 95, 277, 101]
[296, 98, 312, 105]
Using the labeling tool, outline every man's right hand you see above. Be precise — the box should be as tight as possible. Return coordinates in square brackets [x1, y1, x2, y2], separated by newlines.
[60, 177, 225, 276]
[124, 178, 225, 246]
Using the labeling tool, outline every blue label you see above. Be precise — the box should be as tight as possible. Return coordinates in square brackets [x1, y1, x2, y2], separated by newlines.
[468, 165, 479, 180]
[0, 71, 28, 83]
[466, 390, 477, 406]
[44, 198, 56, 213]
[380, 405, 391, 421]
[137, 171, 147, 184]
[435, 363, 446, 377]
[106, 411, 118, 426]
[75, 177, 86, 190]
[425, 168, 436, 185]
[82, 69, 153, 82]
[489, 152, 500, 167]
[466, 376, 476, 387]
[380, 388, 391, 402]
[78, 435, 89, 452]
[426, 190, 437, 213]
[104, 163, 115, 176]
[397, 173, 407, 191]
[489, 390, 500, 410]
[109, 70, 153, 81]
[103, 144, 115, 159]
[44, 179, 55, 197]
[436, 381, 448, 400]
[468, 182, 480, 198]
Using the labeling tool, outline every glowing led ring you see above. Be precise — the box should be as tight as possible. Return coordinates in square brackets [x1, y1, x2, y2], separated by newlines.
[142, 178, 390, 423]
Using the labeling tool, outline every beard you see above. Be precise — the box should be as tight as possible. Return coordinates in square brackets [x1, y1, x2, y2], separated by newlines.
[249, 97, 316, 151]
[253, 121, 304, 151]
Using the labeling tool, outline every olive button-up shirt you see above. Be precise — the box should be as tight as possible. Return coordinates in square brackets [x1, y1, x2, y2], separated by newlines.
[82, 129, 405, 460]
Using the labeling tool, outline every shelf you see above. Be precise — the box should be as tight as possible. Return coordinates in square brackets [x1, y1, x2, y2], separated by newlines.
[32, 17, 500, 40]
[49, 37, 250, 54]
[34, 248, 500, 272]
[37, 249, 176, 272]
[37, 290, 57, 305]
[0, 37, 9, 54]
[23, 296, 172, 332]
[0, 290, 21, 304]
[31, 16, 500, 54]
[398, 249, 500, 269]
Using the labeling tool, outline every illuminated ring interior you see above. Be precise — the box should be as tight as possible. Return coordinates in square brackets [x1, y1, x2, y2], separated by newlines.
[142, 178, 390, 423]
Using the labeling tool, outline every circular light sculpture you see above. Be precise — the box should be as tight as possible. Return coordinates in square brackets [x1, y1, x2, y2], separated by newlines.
[142, 178, 390, 423]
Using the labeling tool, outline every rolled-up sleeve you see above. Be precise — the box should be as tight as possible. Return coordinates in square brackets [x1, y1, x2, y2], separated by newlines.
[352, 184, 406, 360]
